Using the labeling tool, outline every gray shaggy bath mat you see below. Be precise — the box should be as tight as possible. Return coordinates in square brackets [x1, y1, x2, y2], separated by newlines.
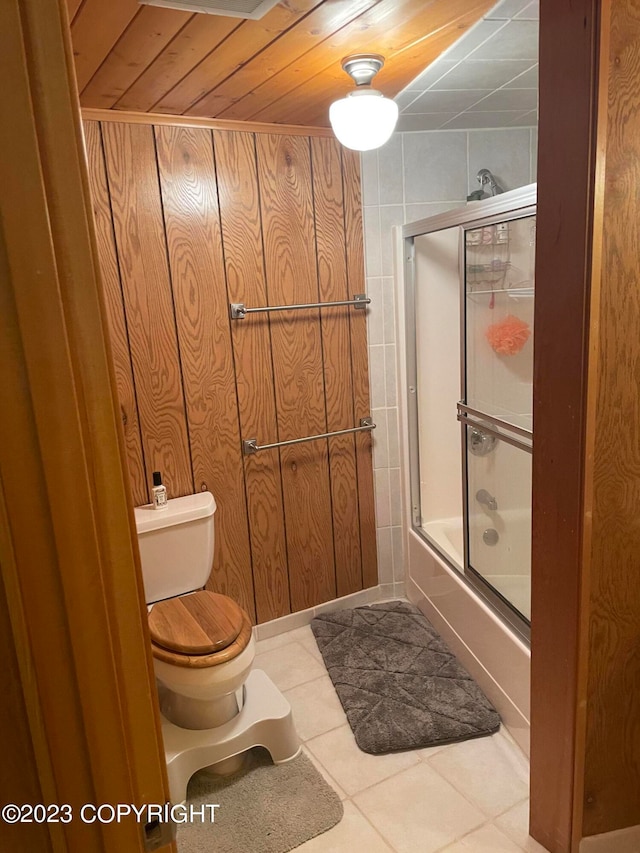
[180, 748, 343, 853]
[310, 600, 500, 754]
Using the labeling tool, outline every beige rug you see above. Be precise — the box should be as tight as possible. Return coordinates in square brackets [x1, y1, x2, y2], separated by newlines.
[178, 748, 343, 853]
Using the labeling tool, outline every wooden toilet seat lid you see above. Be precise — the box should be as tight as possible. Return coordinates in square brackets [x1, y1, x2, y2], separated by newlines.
[148, 591, 244, 655]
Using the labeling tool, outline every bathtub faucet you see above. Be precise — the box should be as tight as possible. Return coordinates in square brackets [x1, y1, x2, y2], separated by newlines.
[476, 489, 498, 511]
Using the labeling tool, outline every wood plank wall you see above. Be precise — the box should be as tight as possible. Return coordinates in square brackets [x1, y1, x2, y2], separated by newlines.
[83, 118, 377, 624]
[581, 0, 640, 837]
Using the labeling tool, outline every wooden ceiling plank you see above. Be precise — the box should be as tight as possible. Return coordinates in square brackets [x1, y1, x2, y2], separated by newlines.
[250, 0, 493, 125]
[186, 0, 382, 118]
[80, 7, 193, 110]
[66, 0, 85, 24]
[290, 15, 491, 125]
[152, 0, 324, 115]
[114, 16, 241, 113]
[217, 0, 447, 122]
[71, 0, 140, 93]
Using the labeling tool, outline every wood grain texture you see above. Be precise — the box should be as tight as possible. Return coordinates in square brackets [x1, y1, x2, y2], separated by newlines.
[83, 120, 148, 506]
[311, 136, 362, 596]
[65, 0, 83, 23]
[82, 107, 334, 137]
[149, 591, 243, 653]
[153, 0, 321, 116]
[150, 610, 252, 668]
[101, 121, 193, 499]
[1, 0, 174, 844]
[581, 0, 640, 836]
[114, 16, 240, 113]
[249, 0, 493, 125]
[70, 0, 139, 92]
[155, 124, 255, 621]
[87, 117, 377, 624]
[529, 2, 602, 851]
[70, 0, 492, 126]
[79, 7, 192, 110]
[256, 134, 336, 610]
[214, 129, 290, 622]
[342, 149, 378, 589]
[188, 0, 380, 120]
[0, 527, 54, 853]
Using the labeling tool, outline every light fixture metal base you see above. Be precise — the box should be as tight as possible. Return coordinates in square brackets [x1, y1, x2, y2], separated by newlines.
[341, 53, 385, 86]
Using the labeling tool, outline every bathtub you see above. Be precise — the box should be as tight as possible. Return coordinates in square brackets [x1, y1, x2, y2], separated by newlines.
[423, 511, 531, 620]
[406, 520, 531, 755]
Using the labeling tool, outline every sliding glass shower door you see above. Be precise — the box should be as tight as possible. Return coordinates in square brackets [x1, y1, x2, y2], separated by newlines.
[405, 188, 536, 640]
[460, 214, 535, 623]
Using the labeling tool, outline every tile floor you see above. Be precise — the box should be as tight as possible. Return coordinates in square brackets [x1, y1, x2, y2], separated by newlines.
[254, 624, 548, 853]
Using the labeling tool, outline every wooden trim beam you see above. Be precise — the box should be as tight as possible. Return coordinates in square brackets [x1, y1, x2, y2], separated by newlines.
[0, 2, 175, 849]
[530, 1, 605, 851]
[81, 107, 335, 137]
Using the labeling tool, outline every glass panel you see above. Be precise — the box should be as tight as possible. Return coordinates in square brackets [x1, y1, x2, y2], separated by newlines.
[414, 228, 463, 570]
[464, 215, 536, 431]
[465, 427, 532, 620]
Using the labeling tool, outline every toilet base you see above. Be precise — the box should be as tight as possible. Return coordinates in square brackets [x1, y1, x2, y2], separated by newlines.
[161, 668, 301, 804]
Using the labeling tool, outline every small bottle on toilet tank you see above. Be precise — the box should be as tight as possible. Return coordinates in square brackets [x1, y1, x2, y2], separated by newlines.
[152, 471, 168, 510]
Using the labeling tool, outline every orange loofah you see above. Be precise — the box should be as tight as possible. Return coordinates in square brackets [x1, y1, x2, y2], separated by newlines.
[485, 314, 531, 356]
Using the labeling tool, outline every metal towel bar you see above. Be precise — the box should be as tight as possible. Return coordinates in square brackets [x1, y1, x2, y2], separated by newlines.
[243, 417, 375, 456]
[230, 293, 370, 320]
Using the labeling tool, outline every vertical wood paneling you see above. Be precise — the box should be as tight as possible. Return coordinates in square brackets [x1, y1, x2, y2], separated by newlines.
[154, 125, 255, 621]
[256, 134, 336, 610]
[101, 121, 193, 498]
[311, 136, 362, 596]
[87, 118, 376, 623]
[83, 121, 148, 507]
[214, 130, 290, 623]
[342, 149, 378, 588]
[582, 0, 640, 837]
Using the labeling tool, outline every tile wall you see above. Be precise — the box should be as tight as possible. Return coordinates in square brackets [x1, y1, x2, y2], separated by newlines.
[362, 126, 538, 583]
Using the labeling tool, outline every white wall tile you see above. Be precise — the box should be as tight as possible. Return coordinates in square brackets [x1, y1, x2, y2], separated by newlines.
[444, 20, 508, 61]
[468, 128, 532, 193]
[386, 408, 400, 467]
[405, 201, 465, 224]
[376, 526, 393, 584]
[384, 343, 397, 406]
[369, 345, 386, 408]
[378, 134, 404, 205]
[382, 277, 396, 343]
[374, 468, 391, 528]
[389, 467, 402, 526]
[392, 525, 405, 580]
[371, 407, 389, 469]
[403, 131, 468, 203]
[363, 205, 382, 277]
[379, 205, 404, 276]
[360, 150, 379, 206]
[366, 277, 384, 345]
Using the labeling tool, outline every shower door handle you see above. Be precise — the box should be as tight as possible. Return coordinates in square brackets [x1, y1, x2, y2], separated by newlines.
[457, 403, 533, 454]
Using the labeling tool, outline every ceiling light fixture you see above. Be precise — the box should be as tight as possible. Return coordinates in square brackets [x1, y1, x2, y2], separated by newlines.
[329, 54, 399, 152]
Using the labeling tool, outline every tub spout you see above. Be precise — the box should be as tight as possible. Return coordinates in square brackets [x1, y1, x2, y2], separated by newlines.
[476, 489, 497, 511]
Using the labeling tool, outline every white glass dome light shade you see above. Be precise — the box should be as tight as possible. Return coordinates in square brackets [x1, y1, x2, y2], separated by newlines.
[329, 88, 399, 152]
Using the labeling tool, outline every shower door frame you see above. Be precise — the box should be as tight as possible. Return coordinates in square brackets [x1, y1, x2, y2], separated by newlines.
[402, 184, 537, 643]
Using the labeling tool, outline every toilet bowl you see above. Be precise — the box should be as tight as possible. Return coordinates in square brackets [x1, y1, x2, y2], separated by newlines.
[134, 493, 300, 799]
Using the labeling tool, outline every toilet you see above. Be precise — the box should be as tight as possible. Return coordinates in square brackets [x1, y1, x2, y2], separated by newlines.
[134, 491, 300, 802]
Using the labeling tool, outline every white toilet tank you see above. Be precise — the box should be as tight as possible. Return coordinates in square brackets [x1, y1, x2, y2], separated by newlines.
[134, 492, 216, 604]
